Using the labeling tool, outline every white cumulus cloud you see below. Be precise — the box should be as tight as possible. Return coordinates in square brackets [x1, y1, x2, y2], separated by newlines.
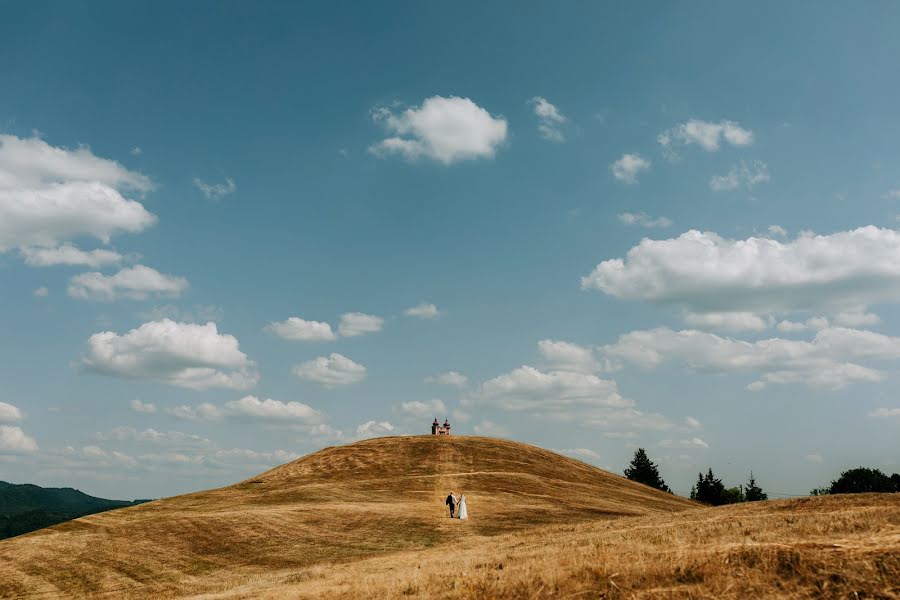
[0, 134, 156, 252]
[582, 226, 900, 320]
[292, 353, 366, 387]
[355, 420, 395, 439]
[603, 326, 900, 390]
[167, 396, 323, 425]
[369, 96, 508, 164]
[610, 153, 650, 184]
[537, 339, 607, 374]
[470, 365, 631, 412]
[80, 319, 258, 390]
[337, 312, 383, 337]
[0, 402, 23, 422]
[0, 425, 38, 453]
[683, 311, 772, 332]
[68, 265, 188, 301]
[266, 317, 337, 342]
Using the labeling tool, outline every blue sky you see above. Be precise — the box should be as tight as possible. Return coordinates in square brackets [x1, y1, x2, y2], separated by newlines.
[1, 1, 899, 499]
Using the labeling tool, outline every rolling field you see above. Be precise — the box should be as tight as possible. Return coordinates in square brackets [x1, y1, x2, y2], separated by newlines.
[0, 436, 897, 599]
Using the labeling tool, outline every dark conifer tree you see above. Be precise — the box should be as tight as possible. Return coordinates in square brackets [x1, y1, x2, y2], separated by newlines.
[693, 468, 728, 505]
[623, 448, 671, 493]
[744, 471, 768, 501]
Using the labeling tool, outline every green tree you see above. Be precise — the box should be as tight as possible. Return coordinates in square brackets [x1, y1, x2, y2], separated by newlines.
[722, 486, 745, 504]
[744, 472, 768, 501]
[692, 468, 728, 505]
[829, 467, 896, 494]
[623, 448, 671, 493]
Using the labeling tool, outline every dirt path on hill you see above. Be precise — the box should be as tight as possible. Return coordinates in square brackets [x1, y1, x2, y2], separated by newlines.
[430, 438, 481, 537]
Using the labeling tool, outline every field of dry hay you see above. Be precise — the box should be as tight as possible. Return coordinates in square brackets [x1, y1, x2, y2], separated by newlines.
[249, 493, 895, 600]
[0, 436, 691, 598]
[1, 436, 897, 599]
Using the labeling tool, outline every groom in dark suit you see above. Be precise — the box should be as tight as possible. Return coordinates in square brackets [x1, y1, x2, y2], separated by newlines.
[445, 492, 457, 518]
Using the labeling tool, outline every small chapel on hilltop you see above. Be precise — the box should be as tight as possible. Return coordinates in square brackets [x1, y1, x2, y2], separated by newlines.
[431, 418, 451, 436]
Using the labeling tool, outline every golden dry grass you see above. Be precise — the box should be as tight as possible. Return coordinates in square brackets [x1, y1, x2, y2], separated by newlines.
[1, 436, 897, 599]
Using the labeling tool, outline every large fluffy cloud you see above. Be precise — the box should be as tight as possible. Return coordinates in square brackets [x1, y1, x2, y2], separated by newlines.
[80, 319, 258, 390]
[0, 134, 156, 252]
[68, 265, 188, 301]
[582, 226, 900, 320]
[292, 353, 366, 387]
[369, 96, 508, 164]
[602, 326, 900, 390]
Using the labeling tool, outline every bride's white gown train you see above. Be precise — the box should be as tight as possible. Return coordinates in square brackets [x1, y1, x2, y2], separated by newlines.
[458, 495, 468, 519]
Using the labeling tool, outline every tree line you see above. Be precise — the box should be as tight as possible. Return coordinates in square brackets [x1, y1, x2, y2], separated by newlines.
[623, 448, 899, 505]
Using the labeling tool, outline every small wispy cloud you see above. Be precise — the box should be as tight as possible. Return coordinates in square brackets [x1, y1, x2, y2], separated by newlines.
[529, 96, 567, 142]
[617, 212, 672, 228]
[709, 160, 769, 192]
[193, 177, 236, 201]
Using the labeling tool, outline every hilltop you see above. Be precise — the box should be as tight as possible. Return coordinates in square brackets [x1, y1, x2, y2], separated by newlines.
[0, 435, 690, 598]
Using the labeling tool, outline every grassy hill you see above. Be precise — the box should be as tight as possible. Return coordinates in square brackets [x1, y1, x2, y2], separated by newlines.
[0, 435, 690, 597]
[0, 481, 149, 541]
[0, 435, 896, 599]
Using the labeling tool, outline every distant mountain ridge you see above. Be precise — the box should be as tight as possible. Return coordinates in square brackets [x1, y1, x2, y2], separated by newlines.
[0, 481, 149, 540]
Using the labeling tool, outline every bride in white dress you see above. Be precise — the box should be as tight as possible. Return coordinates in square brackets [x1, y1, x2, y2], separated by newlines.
[458, 494, 468, 519]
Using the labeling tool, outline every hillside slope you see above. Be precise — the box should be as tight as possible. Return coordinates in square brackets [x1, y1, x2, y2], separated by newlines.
[220, 493, 900, 599]
[0, 435, 692, 598]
